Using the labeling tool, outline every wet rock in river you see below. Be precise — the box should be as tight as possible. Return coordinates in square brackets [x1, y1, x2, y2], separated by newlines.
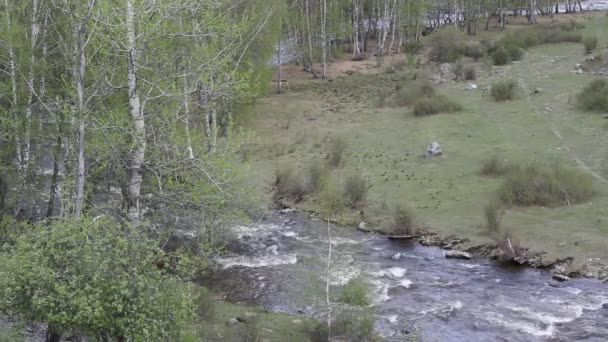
[552, 274, 570, 282]
[445, 250, 473, 260]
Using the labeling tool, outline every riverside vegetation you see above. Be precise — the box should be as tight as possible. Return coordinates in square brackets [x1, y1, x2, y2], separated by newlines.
[1, 0, 608, 341]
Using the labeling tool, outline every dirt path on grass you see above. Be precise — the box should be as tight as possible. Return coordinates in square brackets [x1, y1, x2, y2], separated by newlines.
[518, 79, 608, 184]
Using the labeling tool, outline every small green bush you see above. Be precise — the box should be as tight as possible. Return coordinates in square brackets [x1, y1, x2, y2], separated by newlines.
[583, 36, 598, 54]
[319, 181, 347, 215]
[499, 162, 594, 207]
[484, 200, 504, 235]
[426, 27, 467, 63]
[413, 96, 462, 116]
[463, 65, 476, 80]
[481, 155, 512, 176]
[491, 47, 510, 66]
[490, 79, 518, 102]
[327, 137, 347, 168]
[392, 202, 416, 235]
[339, 278, 369, 306]
[344, 174, 368, 207]
[464, 42, 486, 61]
[390, 81, 435, 107]
[454, 60, 464, 79]
[577, 79, 608, 112]
[275, 161, 327, 202]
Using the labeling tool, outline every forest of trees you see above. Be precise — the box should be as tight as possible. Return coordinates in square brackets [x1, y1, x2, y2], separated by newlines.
[0, 0, 590, 340]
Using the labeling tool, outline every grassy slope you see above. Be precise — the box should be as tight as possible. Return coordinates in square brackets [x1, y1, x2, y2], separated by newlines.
[241, 13, 608, 270]
[195, 301, 315, 341]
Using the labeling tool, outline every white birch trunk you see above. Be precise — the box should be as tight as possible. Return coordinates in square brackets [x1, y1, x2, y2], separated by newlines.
[321, 0, 327, 79]
[126, 0, 146, 225]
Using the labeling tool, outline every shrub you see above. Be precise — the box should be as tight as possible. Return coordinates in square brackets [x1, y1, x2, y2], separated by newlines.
[344, 174, 368, 207]
[275, 161, 327, 202]
[390, 81, 435, 107]
[392, 202, 416, 235]
[327, 137, 347, 168]
[484, 200, 504, 235]
[413, 96, 462, 116]
[454, 60, 464, 79]
[339, 278, 369, 306]
[319, 181, 347, 215]
[0, 217, 197, 341]
[481, 155, 512, 176]
[577, 79, 608, 112]
[583, 36, 598, 53]
[499, 162, 594, 207]
[490, 79, 518, 101]
[464, 42, 486, 61]
[491, 47, 510, 66]
[426, 27, 467, 63]
[463, 65, 476, 80]
[310, 310, 375, 342]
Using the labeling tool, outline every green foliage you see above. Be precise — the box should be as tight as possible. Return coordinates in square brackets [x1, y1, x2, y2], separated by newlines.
[0, 324, 24, 342]
[389, 81, 436, 107]
[481, 155, 512, 176]
[583, 36, 598, 54]
[319, 181, 347, 215]
[464, 42, 486, 61]
[0, 217, 197, 341]
[491, 47, 510, 66]
[327, 137, 347, 168]
[463, 65, 476, 80]
[490, 80, 518, 101]
[309, 309, 375, 342]
[413, 96, 462, 116]
[454, 60, 464, 79]
[499, 162, 594, 207]
[344, 174, 368, 207]
[392, 202, 416, 235]
[484, 200, 505, 235]
[338, 278, 369, 307]
[274, 162, 327, 202]
[577, 79, 608, 112]
[425, 27, 467, 63]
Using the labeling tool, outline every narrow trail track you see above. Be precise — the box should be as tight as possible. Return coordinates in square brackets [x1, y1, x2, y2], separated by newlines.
[518, 78, 607, 184]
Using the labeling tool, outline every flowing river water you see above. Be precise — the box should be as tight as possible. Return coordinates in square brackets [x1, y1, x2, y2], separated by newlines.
[208, 212, 608, 341]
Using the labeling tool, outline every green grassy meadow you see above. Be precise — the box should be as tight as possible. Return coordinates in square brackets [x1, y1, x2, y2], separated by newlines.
[239, 13, 608, 270]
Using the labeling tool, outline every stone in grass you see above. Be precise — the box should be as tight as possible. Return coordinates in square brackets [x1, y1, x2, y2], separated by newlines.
[465, 83, 478, 91]
[445, 250, 473, 260]
[425, 142, 442, 158]
[533, 88, 543, 94]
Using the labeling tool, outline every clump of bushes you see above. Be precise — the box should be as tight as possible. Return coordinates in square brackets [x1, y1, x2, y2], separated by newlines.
[498, 162, 594, 207]
[339, 278, 369, 306]
[463, 65, 476, 80]
[577, 79, 608, 112]
[391, 202, 416, 236]
[464, 42, 486, 61]
[413, 96, 462, 116]
[390, 80, 435, 107]
[489, 24, 583, 66]
[327, 137, 347, 168]
[274, 161, 328, 202]
[491, 47, 510, 66]
[490, 79, 518, 101]
[344, 174, 368, 208]
[480, 155, 513, 176]
[426, 27, 467, 63]
[583, 36, 598, 54]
